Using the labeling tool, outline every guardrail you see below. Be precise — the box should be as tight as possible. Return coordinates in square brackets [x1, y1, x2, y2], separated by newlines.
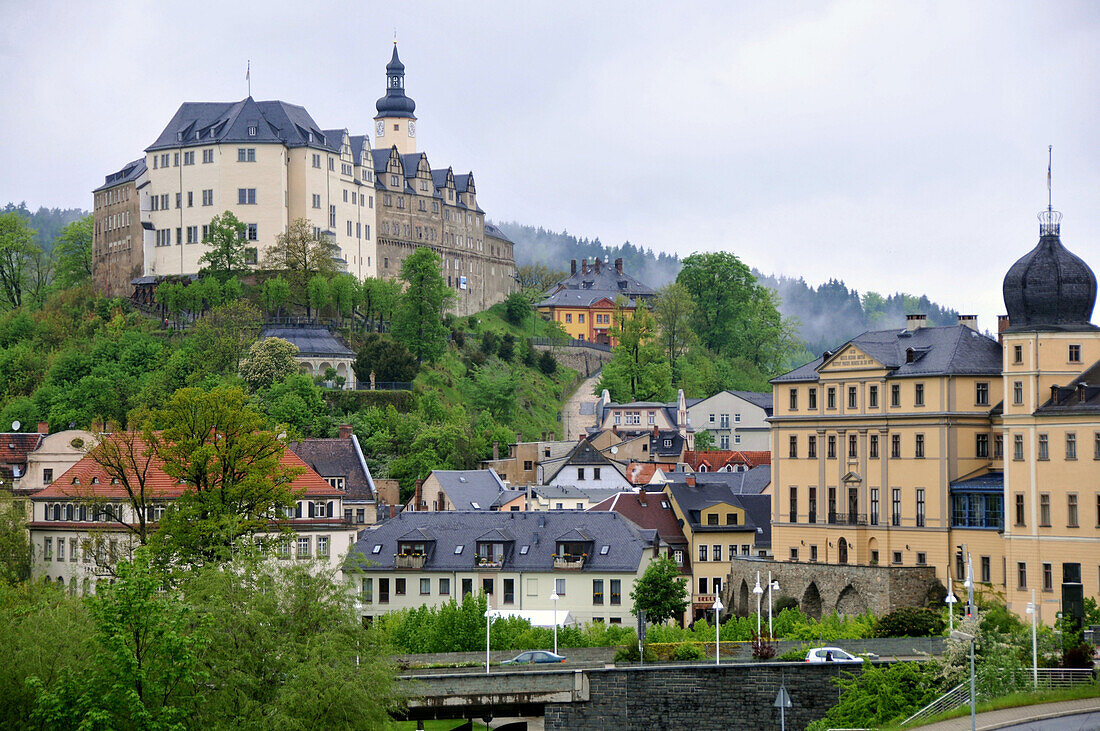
[355, 382, 413, 391]
[529, 337, 612, 352]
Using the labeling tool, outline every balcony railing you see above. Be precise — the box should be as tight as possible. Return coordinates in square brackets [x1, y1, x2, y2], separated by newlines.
[554, 555, 586, 570]
[395, 554, 426, 569]
[475, 556, 504, 570]
[828, 513, 869, 526]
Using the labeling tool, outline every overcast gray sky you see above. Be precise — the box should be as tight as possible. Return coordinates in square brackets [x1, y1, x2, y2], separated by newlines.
[2, 0, 1097, 327]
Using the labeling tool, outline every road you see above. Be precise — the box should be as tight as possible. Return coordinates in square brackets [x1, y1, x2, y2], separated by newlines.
[560, 372, 601, 441]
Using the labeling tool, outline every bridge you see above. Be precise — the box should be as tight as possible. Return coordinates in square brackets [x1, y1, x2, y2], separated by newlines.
[398, 661, 861, 730]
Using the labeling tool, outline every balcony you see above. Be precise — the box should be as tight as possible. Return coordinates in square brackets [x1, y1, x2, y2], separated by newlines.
[395, 553, 426, 569]
[827, 513, 868, 526]
[554, 555, 586, 570]
[475, 556, 504, 570]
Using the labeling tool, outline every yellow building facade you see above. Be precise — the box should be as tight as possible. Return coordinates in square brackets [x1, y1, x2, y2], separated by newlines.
[770, 208, 1100, 621]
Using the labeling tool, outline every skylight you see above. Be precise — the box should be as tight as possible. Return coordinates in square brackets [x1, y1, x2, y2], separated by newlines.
[454, 545, 464, 554]
[599, 545, 610, 555]
[520, 545, 529, 555]
[471, 502, 481, 509]
[371, 544, 382, 554]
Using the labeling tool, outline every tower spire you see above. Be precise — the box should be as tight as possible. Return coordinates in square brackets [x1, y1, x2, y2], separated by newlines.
[1039, 145, 1061, 236]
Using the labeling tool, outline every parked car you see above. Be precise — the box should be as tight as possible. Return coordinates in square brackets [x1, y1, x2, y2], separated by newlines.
[501, 651, 566, 665]
[805, 647, 864, 664]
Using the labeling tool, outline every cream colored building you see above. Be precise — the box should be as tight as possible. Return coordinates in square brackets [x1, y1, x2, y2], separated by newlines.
[351, 510, 658, 625]
[769, 206, 1100, 621]
[19, 430, 98, 494]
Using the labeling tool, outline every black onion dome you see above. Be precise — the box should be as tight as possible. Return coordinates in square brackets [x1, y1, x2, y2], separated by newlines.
[375, 46, 416, 118]
[1003, 212, 1097, 332]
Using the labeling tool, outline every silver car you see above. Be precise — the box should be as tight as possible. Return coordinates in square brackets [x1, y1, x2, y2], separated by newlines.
[805, 647, 864, 664]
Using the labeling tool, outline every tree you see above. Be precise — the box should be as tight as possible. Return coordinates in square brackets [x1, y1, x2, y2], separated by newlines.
[83, 427, 158, 549]
[630, 555, 688, 625]
[694, 429, 715, 451]
[52, 215, 93, 289]
[186, 300, 262, 375]
[392, 248, 454, 364]
[239, 336, 300, 392]
[353, 333, 418, 383]
[263, 218, 339, 302]
[503, 291, 530, 326]
[537, 350, 557, 375]
[261, 275, 291, 319]
[263, 374, 330, 437]
[197, 210, 249, 281]
[330, 272, 357, 325]
[307, 273, 330, 320]
[498, 332, 516, 361]
[654, 282, 695, 381]
[598, 304, 672, 403]
[0, 211, 41, 310]
[0, 494, 32, 583]
[515, 262, 564, 295]
[147, 386, 302, 566]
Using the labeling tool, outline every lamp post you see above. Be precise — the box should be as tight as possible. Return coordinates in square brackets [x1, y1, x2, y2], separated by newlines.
[945, 579, 958, 634]
[485, 609, 494, 675]
[752, 573, 764, 637]
[950, 629, 977, 731]
[768, 574, 780, 638]
[1025, 590, 1037, 688]
[550, 591, 559, 655]
[712, 597, 724, 665]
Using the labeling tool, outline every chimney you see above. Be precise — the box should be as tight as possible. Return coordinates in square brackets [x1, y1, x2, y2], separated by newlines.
[612, 424, 618, 436]
[516, 432, 523, 445]
[906, 314, 926, 331]
[652, 425, 659, 439]
[414, 479, 424, 511]
[389, 505, 397, 519]
[615, 257, 623, 275]
[581, 259, 588, 275]
[638, 491, 647, 506]
[493, 440, 500, 461]
[594, 258, 602, 274]
[686, 475, 696, 487]
[437, 491, 445, 510]
[957, 315, 978, 331]
[570, 259, 577, 276]
[37, 421, 48, 435]
[338, 424, 353, 439]
[998, 315, 1010, 337]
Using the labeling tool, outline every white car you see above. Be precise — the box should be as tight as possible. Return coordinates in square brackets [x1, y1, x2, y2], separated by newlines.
[805, 647, 864, 664]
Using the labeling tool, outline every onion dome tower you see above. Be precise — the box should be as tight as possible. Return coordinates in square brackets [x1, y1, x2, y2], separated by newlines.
[1002, 207, 1097, 333]
[374, 43, 417, 153]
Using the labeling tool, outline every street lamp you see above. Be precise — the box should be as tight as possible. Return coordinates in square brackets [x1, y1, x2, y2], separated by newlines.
[550, 591, 559, 655]
[485, 609, 494, 675]
[712, 597, 724, 666]
[752, 573, 764, 637]
[768, 573, 780, 638]
[945, 579, 958, 634]
[1025, 590, 1037, 688]
[950, 629, 977, 731]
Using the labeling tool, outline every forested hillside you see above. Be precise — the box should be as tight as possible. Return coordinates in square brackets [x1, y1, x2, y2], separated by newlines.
[498, 220, 960, 361]
[2, 202, 87, 252]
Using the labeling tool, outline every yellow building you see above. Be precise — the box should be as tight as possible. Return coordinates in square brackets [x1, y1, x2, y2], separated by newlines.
[537, 257, 655, 345]
[769, 206, 1100, 621]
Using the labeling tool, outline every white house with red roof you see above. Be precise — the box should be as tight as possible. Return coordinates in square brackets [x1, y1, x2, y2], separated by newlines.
[29, 435, 355, 593]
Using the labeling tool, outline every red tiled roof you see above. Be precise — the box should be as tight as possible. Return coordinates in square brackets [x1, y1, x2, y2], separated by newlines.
[588, 491, 686, 547]
[683, 450, 771, 470]
[625, 462, 678, 485]
[33, 434, 342, 501]
[0, 433, 44, 466]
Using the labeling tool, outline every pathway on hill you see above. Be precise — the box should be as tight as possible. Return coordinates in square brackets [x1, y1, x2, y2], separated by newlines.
[914, 696, 1100, 730]
[561, 372, 602, 441]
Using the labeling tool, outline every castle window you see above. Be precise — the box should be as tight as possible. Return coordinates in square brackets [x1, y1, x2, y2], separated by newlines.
[1013, 381, 1023, 405]
[1013, 434, 1024, 460]
[869, 434, 878, 458]
[847, 386, 857, 409]
[891, 384, 900, 407]
[914, 383, 925, 407]
[1038, 434, 1049, 460]
[807, 435, 817, 458]
[914, 434, 925, 459]
[1069, 344, 1081, 362]
[975, 382, 989, 406]
[826, 387, 836, 409]
[976, 433, 989, 458]
[868, 385, 878, 408]
[1039, 493, 1051, 526]
[1013, 345, 1023, 364]
[1066, 432, 1077, 460]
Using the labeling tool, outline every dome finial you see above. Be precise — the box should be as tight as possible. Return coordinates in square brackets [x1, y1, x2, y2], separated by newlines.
[1039, 145, 1061, 236]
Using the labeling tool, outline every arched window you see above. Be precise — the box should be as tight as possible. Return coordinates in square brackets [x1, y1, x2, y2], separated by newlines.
[838, 537, 849, 564]
[82, 577, 90, 596]
[327, 501, 334, 518]
[79, 505, 87, 521]
[308, 502, 316, 518]
[65, 504, 74, 521]
[56, 576, 64, 586]
[52, 504, 61, 521]
[105, 504, 114, 521]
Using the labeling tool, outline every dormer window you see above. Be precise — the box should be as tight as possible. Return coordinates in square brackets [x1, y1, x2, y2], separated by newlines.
[248, 126, 257, 137]
[91, 477, 99, 484]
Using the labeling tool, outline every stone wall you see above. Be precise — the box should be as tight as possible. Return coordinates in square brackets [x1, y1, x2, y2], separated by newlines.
[532, 344, 612, 379]
[726, 557, 943, 618]
[545, 662, 857, 730]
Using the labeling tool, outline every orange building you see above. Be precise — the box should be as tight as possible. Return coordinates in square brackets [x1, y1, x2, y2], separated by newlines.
[537, 257, 656, 345]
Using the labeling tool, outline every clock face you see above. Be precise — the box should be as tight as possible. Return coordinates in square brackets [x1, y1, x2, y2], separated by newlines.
[408, 121, 416, 137]
[375, 120, 385, 137]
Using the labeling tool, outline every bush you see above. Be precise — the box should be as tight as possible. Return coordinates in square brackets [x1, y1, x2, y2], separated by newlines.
[538, 350, 557, 375]
[776, 645, 811, 662]
[503, 292, 529, 326]
[353, 334, 418, 383]
[774, 595, 799, 613]
[874, 606, 944, 638]
[672, 642, 706, 661]
[498, 333, 516, 362]
[479, 331, 499, 357]
[452, 330, 465, 348]
[614, 643, 656, 663]
[751, 633, 777, 660]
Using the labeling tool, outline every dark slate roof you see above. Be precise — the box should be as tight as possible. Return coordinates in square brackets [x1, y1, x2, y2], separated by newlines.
[1003, 226, 1097, 333]
[664, 465, 771, 495]
[287, 436, 375, 501]
[349, 135, 368, 161]
[665, 481, 771, 545]
[772, 325, 1003, 383]
[376, 45, 417, 119]
[493, 490, 526, 508]
[431, 469, 510, 510]
[950, 471, 1003, 493]
[485, 222, 513, 244]
[545, 261, 656, 301]
[1036, 359, 1100, 415]
[352, 511, 657, 572]
[650, 430, 686, 458]
[538, 289, 633, 309]
[146, 97, 332, 152]
[259, 325, 355, 358]
[588, 491, 688, 549]
[530, 484, 630, 504]
[322, 128, 347, 154]
[94, 158, 147, 192]
[727, 390, 774, 414]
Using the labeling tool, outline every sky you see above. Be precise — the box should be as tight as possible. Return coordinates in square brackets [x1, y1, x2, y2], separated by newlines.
[1, 0, 1098, 328]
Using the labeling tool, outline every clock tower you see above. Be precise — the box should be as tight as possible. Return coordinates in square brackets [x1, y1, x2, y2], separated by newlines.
[374, 43, 417, 155]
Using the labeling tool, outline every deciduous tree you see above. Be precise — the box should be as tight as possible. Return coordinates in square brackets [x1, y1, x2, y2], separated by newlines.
[52, 215, 93, 289]
[197, 210, 250, 281]
[654, 281, 695, 381]
[0, 211, 41, 310]
[263, 218, 339, 304]
[260, 275, 290, 318]
[239, 336, 300, 392]
[598, 304, 672, 403]
[392, 248, 454, 364]
[631, 555, 688, 625]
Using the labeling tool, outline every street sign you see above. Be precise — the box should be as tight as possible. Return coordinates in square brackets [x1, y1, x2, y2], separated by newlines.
[774, 686, 792, 709]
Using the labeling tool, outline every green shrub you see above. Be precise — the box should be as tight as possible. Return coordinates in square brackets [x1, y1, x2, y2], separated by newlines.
[672, 642, 706, 661]
[776, 645, 811, 662]
[479, 331, 499, 357]
[538, 350, 557, 375]
[614, 643, 656, 663]
[874, 606, 944, 638]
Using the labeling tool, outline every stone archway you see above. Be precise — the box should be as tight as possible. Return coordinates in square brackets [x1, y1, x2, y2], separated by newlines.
[837, 537, 849, 564]
[802, 582, 823, 620]
[739, 579, 750, 617]
[836, 584, 867, 616]
[299, 362, 314, 376]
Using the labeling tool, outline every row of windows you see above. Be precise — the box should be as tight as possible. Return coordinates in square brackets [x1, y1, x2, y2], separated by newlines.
[789, 382, 970, 411]
[788, 545, 929, 567]
[360, 576, 622, 605]
[787, 486, 925, 527]
[154, 225, 258, 247]
[1011, 491, 1095, 528]
[151, 149, 217, 170]
[788, 432, 928, 460]
[1010, 432, 1100, 460]
[95, 186, 131, 208]
[1011, 343, 1084, 365]
[697, 544, 754, 561]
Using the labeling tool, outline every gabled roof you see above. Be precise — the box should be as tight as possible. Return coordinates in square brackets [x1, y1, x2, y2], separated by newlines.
[728, 390, 773, 413]
[665, 480, 771, 545]
[588, 491, 687, 549]
[146, 98, 333, 152]
[544, 439, 620, 484]
[33, 435, 344, 501]
[772, 325, 1002, 383]
[484, 223, 513, 243]
[649, 430, 686, 458]
[546, 261, 656, 300]
[287, 435, 375, 501]
[1036, 359, 1100, 415]
[353, 511, 656, 573]
[663, 465, 771, 495]
[684, 450, 771, 471]
[94, 158, 147, 192]
[477, 528, 514, 542]
[431, 469, 509, 510]
[259, 325, 355, 358]
[537, 289, 635, 309]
